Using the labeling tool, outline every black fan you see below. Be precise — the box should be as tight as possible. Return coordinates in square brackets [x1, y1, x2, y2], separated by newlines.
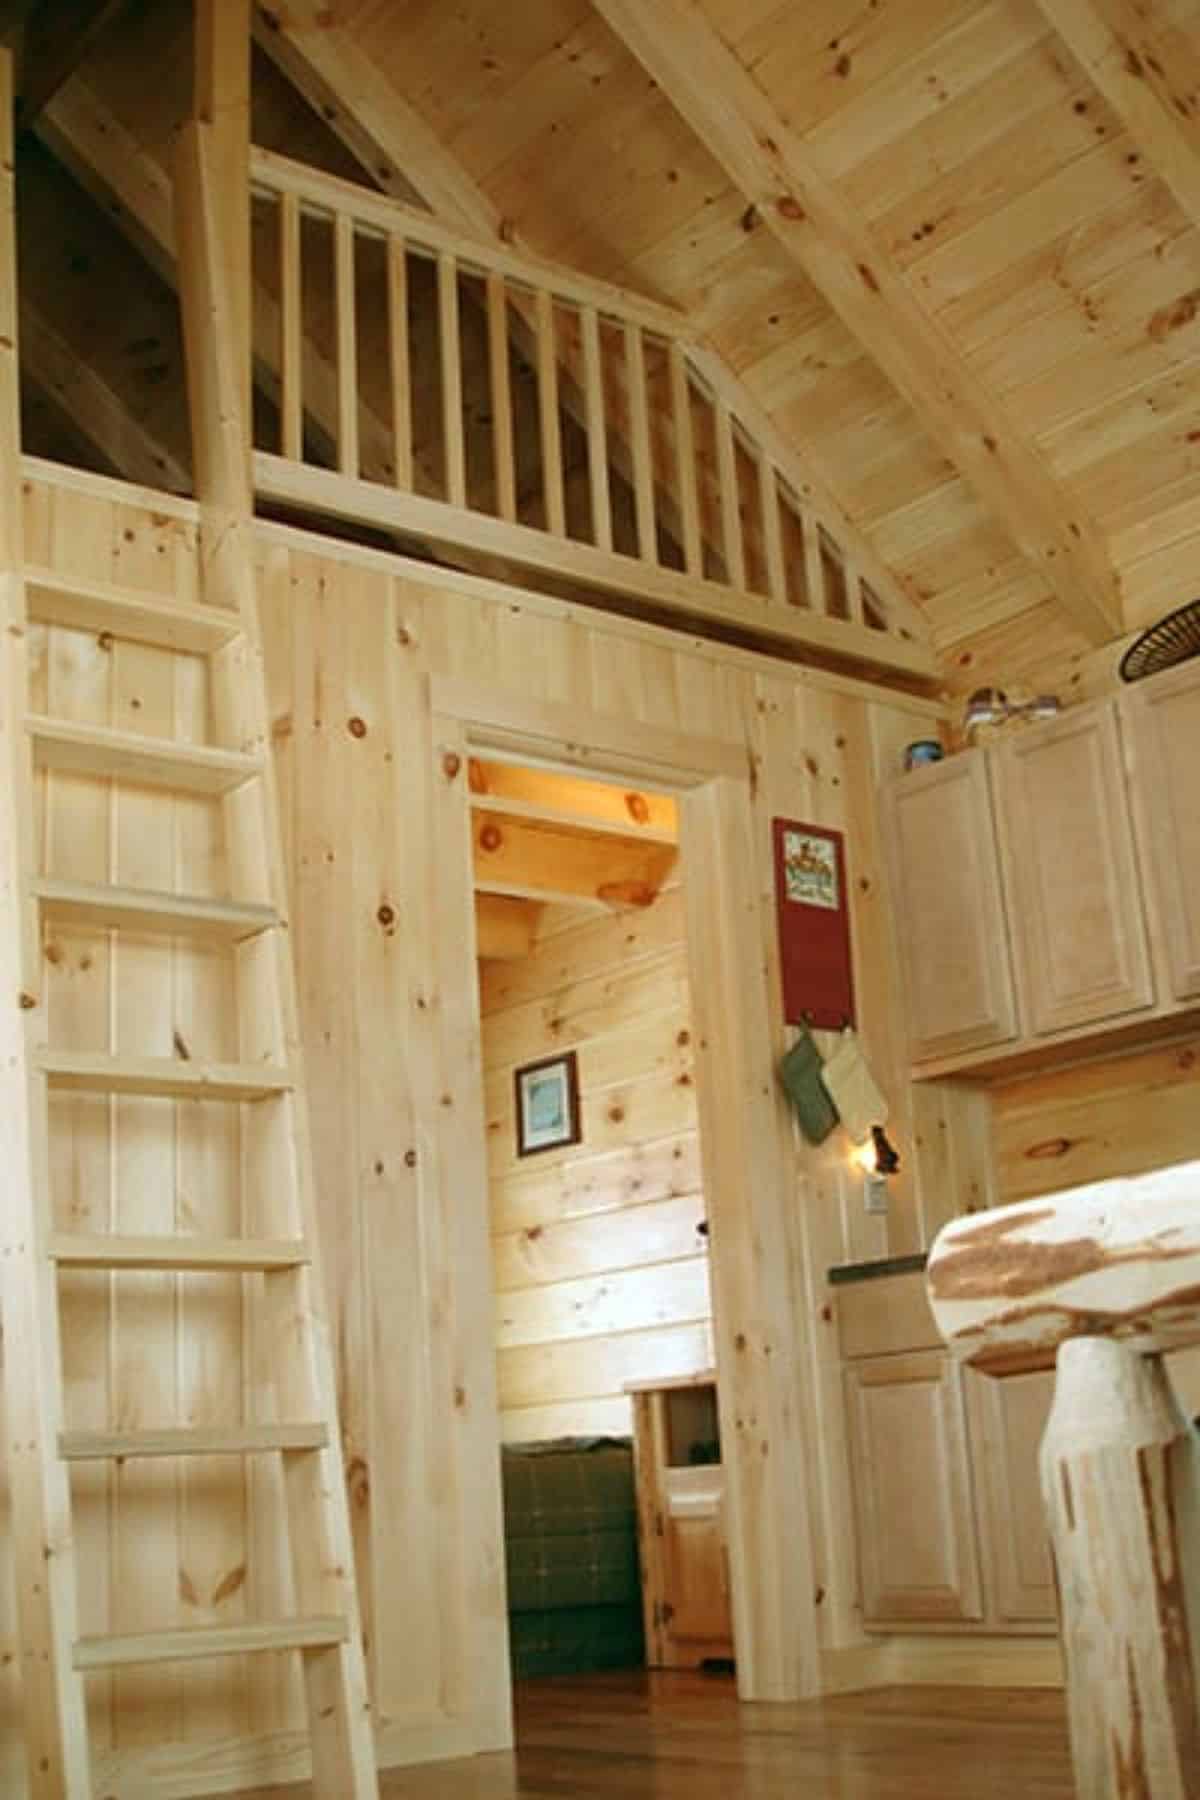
[1119, 598, 1200, 682]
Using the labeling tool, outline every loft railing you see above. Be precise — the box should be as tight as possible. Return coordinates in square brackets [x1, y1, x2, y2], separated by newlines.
[248, 148, 932, 680]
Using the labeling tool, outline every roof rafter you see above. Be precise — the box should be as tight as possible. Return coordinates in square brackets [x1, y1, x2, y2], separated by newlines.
[19, 299, 191, 490]
[1033, 0, 1200, 229]
[590, 0, 1124, 648]
[14, 0, 135, 128]
[250, 0, 930, 647]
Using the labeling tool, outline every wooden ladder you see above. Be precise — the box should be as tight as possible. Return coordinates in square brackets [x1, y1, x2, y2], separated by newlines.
[0, 550, 379, 1793]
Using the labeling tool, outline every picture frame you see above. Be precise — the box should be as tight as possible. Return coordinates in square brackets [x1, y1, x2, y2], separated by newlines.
[514, 1049, 582, 1158]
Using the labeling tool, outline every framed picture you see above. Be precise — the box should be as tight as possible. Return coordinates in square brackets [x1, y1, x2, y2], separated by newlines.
[514, 1050, 582, 1157]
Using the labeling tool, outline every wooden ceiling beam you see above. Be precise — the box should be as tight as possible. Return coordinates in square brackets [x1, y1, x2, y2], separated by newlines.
[590, 0, 1125, 648]
[1032, 0, 1200, 230]
[13, 0, 134, 129]
[474, 893, 542, 961]
[19, 299, 191, 491]
[472, 807, 677, 912]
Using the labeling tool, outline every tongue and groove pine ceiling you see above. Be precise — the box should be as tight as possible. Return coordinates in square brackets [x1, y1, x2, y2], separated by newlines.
[12, 0, 1200, 698]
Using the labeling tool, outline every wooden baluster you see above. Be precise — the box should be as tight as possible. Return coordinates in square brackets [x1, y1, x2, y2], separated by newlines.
[625, 323, 656, 563]
[801, 510, 826, 614]
[486, 271, 517, 523]
[334, 209, 358, 478]
[759, 455, 787, 605]
[926, 1167, 1200, 1800]
[580, 303, 611, 551]
[669, 343, 701, 578]
[845, 556, 864, 624]
[714, 395, 745, 592]
[279, 189, 302, 462]
[387, 233, 412, 490]
[535, 287, 566, 537]
[438, 249, 466, 507]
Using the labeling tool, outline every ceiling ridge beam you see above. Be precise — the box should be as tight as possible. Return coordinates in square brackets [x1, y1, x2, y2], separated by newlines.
[589, 0, 1124, 647]
[250, 4, 928, 645]
[1033, 0, 1200, 229]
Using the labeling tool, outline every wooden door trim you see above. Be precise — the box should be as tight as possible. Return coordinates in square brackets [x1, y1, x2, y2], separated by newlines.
[434, 686, 822, 1705]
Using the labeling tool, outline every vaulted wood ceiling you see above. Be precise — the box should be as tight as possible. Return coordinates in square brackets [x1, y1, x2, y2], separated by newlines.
[9, 0, 1200, 700]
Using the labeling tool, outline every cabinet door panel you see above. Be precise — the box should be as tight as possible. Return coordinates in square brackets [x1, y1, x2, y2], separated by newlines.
[846, 1351, 983, 1625]
[1124, 662, 1200, 1003]
[969, 1369, 1056, 1625]
[996, 704, 1154, 1036]
[883, 753, 1018, 1064]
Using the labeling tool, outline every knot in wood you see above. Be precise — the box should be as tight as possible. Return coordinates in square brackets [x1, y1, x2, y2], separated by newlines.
[479, 822, 503, 853]
[376, 902, 396, 929]
[347, 715, 367, 738]
[442, 751, 462, 780]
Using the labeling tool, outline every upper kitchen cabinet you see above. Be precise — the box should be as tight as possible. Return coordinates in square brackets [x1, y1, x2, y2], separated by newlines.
[993, 702, 1154, 1038]
[1123, 659, 1200, 1006]
[881, 752, 1018, 1065]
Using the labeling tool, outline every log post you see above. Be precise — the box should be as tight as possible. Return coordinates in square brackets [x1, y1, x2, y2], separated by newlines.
[926, 1163, 1200, 1799]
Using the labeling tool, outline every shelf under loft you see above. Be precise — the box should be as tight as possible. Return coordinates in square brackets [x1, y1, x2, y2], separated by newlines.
[59, 1424, 328, 1460]
[48, 1234, 309, 1272]
[73, 1617, 349, 1671]
[28, 716, 261, 795]
[35, 877, 277, 942]
[24, 567, 241, 654]
[38, 1050, 292, 1101]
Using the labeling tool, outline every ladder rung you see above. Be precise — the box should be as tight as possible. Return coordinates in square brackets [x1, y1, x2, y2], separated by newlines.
[35, 877, 277, 942]
[60, 1424, 328, 1460]
[25, 567, 241, 654]
[74, 1617, 350, 1670]
[49, 1233, 309, 1272]
[28, 716, 261, 795]
[40, 1050, 292, 1102]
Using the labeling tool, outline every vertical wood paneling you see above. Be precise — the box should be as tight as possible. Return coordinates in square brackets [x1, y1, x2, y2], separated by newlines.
[4, 466, 959, 1784]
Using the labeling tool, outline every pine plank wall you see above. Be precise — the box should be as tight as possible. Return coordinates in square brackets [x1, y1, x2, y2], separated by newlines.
[480, 884, 712, 1444]
[2, 455, 1196, 1791]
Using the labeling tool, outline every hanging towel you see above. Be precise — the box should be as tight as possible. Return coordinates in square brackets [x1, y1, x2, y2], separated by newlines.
[821, 1028, 888, 1145]
[778, 1025, 838, 1146]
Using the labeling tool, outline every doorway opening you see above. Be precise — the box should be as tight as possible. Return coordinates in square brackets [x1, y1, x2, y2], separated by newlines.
[466, 751, 736, 1692]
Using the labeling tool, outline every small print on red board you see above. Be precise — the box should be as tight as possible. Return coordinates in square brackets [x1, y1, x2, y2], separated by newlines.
[772, 818, 855, 1031]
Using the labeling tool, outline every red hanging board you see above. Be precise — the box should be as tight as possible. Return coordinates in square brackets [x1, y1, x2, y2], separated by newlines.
[772, 818, 855, 1030]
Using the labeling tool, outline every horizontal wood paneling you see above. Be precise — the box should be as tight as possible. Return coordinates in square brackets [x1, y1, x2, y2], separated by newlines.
[481, 889, 710, 1441]
[991, 1035, 1200, 1206]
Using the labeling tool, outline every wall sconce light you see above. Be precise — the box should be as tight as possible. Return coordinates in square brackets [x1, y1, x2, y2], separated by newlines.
[963, 687, 1062, 734]
[852, 1125, 901, 1215]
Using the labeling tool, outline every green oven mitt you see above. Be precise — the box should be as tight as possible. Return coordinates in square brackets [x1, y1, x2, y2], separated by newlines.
[778, 1025, 838, 1145]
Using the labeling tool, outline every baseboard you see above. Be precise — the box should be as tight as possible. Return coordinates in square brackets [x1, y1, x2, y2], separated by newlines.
[20, 1710, 499, 1800]
[822, 1635, 1063, 1693]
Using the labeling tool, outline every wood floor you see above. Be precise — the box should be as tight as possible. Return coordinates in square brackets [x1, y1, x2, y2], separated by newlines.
[242, 1671, 1075, 1797]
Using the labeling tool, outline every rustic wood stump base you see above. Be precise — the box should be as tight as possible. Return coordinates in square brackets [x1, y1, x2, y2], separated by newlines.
[1044, 1338, 1200, 1797]
[926, 1165, 1200, 1799]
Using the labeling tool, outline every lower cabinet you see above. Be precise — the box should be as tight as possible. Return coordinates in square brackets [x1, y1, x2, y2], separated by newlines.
[845, 1352, 983, 1625]
[838, 1272, 1057, 1634]
[968, 1369, 1057, 1625]
[628, 1375, 736, 1668]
